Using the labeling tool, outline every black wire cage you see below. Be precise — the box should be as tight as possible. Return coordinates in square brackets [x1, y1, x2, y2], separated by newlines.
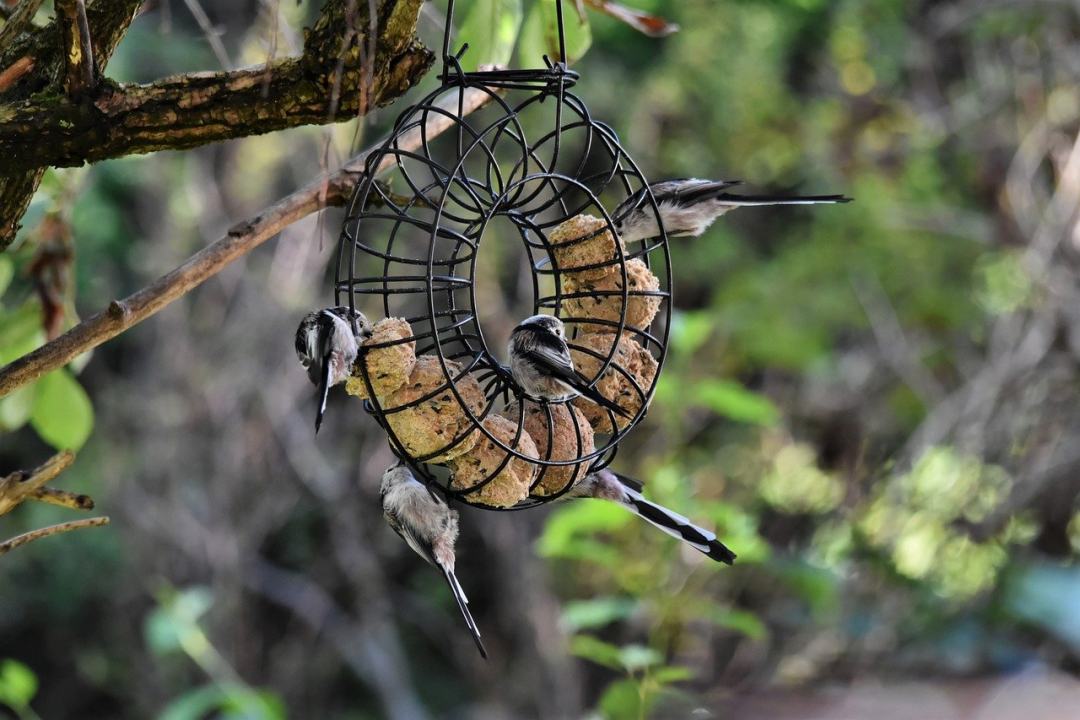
[335, 0, 672, 509]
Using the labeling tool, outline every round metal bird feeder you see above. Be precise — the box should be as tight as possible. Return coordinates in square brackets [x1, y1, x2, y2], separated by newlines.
[335, 0, 671, 509]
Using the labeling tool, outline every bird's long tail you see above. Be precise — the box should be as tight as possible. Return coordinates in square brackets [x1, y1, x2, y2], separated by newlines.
[612, 473, 736, 564]
[441, 566, 488, 659]
[713, 193, 851, 207]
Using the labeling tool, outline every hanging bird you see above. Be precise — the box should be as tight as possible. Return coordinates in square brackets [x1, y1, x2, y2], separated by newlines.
[294, 306, 372, 433]
[379, 462, 487, 658]
[566, 468, 736, 564]
[612, 178, 851, 242]
[508, 314, 633, 419]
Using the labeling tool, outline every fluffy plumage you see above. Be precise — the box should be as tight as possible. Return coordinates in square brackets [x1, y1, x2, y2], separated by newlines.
[294, 306, 372, 433]
[507, 315, 632, 419]
[379, 463, 486, 658]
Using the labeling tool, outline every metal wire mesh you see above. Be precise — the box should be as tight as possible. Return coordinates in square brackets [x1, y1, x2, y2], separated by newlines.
[334, 26, 671, 510]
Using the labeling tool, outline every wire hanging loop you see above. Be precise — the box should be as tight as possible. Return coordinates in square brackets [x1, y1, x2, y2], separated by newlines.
[440, 0, 570, 80]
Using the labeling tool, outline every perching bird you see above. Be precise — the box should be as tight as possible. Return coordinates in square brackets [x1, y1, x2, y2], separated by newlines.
[566, 468, 736, 564]
[612, 178, 851, 242]
[508, 314, 632, 419]
[295, 306, 372, 433]
[379, 462, 486, 658]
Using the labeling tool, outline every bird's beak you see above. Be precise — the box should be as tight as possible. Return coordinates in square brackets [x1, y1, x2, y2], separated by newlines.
[315, 356, 332, 434]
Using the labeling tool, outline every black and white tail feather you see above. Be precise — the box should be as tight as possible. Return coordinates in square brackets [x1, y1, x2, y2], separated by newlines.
[574, 469, 736, 564]
[613, 178, 851, 242]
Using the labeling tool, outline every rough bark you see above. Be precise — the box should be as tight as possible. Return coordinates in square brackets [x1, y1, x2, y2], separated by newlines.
[0, 0, 143, 249]
[0, 0, 433, 247]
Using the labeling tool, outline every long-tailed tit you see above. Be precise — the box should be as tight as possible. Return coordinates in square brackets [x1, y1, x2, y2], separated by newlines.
[379, 462, 487, 658]
[613, 178, 851, 242]
[566, 468, 736, 564]
[295, 306, 372, 433]
[508, 315, 632, 419]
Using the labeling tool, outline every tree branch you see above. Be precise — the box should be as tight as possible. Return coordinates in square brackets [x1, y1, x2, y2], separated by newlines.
[0, 0, 45, 51]
[0, 516, 110, 555]
[0, 0, 143, 249]
[56, 0, 95, 96]
[0, 450, 75, 516]
[0, 0, 432, 171]
[0, 84, 500, 398]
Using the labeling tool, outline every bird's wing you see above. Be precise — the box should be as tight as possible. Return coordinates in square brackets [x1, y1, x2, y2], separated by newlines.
[666, 179, 744, 206]
[526, 336, 633, 418]
[383, 506, 439, 568]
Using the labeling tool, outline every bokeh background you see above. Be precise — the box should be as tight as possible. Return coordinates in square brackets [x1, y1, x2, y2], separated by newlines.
[3, 0, 1080, 717]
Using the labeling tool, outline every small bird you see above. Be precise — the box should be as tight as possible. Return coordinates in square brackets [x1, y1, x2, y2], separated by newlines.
[508, 314, 632, 419]
[294, 306, 372, 433]
[566, 468, 736, 564]
[613, 178, 851, 242]
[379, 462, 487, 658]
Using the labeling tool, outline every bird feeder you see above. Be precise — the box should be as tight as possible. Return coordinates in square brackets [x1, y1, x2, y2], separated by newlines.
[335, 0, 671, 509]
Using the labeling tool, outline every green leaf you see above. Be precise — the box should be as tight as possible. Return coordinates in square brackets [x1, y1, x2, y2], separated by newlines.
[669, 310, 713, 356]
[537, 500, 630, 558]
[617, 644, 662, 671]
[0, 301, 44, 365]
[146, 587, 214, 656]
[693, 379, 779, 426]
[0, 659, 38, 711]
[697, 605, 767, 640]
[518, 0, 591, 66]
[598, 678, 644, 719]
[160, 683, 283, 720]
[569, 634, 624, 670]
[458, 0, 523, 71]
[0, 256, 13, 298]
[30, 369, 94, 451]
[651, 665, 695, 684]
[0, 383, 38, 432]
[561, 596, 637, 632]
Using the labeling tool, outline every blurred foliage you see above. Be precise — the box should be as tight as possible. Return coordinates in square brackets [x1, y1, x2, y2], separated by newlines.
[3, 0, 1080, 718]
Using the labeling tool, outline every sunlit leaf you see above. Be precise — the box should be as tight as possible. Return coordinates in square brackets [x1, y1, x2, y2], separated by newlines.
[0, 383, 38, 432]
[161, 683, 284, 720]
[538, 500, 630, 559]
[669, 310, 713, 356]
[598, 678, 642, 719]
[561, 596, 638, 632]
[30, 369, 94, 451]
[0, 256, 13, 298]
[0, 659, 38, 711]
[617, 644, 662, 671]
[569, 634, 624, 670]
[697, 604, 767, 640]
[651, 665, 695, 684]
[0, 301, 44, 365]
[694, 379, 779, 426]
[519, 0, 591, 66]
[146, 587, 214, 656]
[458, 0, 524, 71]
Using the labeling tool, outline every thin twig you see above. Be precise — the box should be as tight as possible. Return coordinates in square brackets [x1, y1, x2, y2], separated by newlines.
[32, 486, 95, 510]
[0, 450, 75, 516]
[56, 0, 96, 95]
[0, 516, 110, 555]
[0, 53, 33, 92]
[181, 0, 231, 69]
[0, 84, 500, 399]
[0, 0, 45, 49]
